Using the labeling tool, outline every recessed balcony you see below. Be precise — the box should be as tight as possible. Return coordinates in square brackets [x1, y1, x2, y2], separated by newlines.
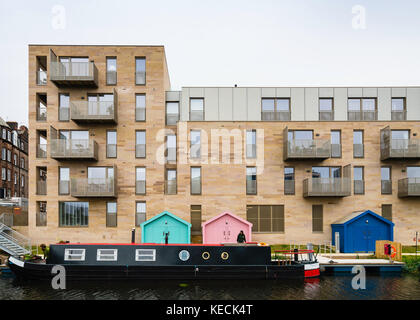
[398, 178, 420, 197]
[50, 139, 98, 161]
[380, 127, 420, 160]
[71, 92, 118, 124]
[283, 127, 331, 160]
[303, 178, 351, 197]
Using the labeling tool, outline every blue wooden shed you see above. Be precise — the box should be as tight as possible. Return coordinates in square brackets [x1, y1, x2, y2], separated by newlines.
[331, 210, 394, 253]
[140, 211, 191, 244]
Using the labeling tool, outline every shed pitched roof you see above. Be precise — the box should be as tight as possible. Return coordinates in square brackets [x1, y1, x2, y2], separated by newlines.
[140, 211, 191, 227]
[201, 212, 253, 227]
[332, 210, 394, 226]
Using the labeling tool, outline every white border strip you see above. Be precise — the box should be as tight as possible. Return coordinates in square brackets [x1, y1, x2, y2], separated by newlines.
[9, 256, 25, 268]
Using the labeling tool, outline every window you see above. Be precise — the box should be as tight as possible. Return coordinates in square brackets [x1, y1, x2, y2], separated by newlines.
[36, 201, 47, 227]
[59, 93, 70, 121]
[136, 131, 146, 158]
[21, 176, 25, 187]
[353, 130, 364, 158]
[312, 205, 323, 232]
[382, 204, 392, 222]
[190, 98, 204, 121]
[284, 167, 295, 195]
[59, 167, 70, 195]
[7, 150, 11, 162]
[97, 249, 118, 261]
[331, 130, 341, 158]
[59, 202, 89, 227]
[135, 94, 146, 121]
[106, 57, 117, 85]
[106, 202, 117, 227]
[135, 57, 146, 85]
[106, 130, 117, 158]
[14, 173, 17, 185]
[246, 167, 257, 195]
[2, 129, 6, 140]
[165, 169, 177, 195]
[354, 167, 364, 195]
[319, 98, 334, 120]
[87, 94, 114, 117]
[136, 167, 146, 195]
[20, 158, 25, 169]
[13, 154, 17, 166]
[381, 167, 392, 195]
[191, 167, 202, 195]
[136, 249, 156, 261]
[312, 166, 342, 178]
[391, 98, 406, 121]
[246, 130, 257, 159]
[166, 102, 179, 125]
[7, 169, 11, 182]
[262, 98, 290, 121]
[1, 168, 6, 181]
[166, 134, 177, 162]
[348, 98, 377, 121]
[246, 205, 284, 233]
[391, 129, 409, 140]
[1, 148, 6, 160]
[37, 94, 47, 121]
[190, 130, 201, 159]
[136, 202, 146, 226]
[191, 205, 202, 235]
[64, 249, 86, 261]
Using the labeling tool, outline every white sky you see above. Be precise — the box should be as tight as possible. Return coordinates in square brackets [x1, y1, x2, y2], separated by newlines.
[1, 0, 420, 126]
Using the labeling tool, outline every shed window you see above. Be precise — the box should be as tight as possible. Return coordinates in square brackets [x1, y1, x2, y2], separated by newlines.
[97, 249, 118, 261]
[136, 249, 156, 261]
[64, 249, 86, 261]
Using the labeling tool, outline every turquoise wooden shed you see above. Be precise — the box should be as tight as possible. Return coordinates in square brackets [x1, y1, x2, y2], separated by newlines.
[140, 211, 191, 244]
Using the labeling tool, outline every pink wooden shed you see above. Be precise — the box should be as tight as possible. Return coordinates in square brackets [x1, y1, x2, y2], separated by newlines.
[202, 212, 253, 244]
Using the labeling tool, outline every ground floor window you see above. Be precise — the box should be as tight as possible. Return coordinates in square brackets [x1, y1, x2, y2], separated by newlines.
[382, 204, 392, 222]
[246, 205, 284, 232]
[191, 205, 202, 235]
[312, 205, 323, 232]
[136, 201, 146, 226]
[59, 202, 89, 227]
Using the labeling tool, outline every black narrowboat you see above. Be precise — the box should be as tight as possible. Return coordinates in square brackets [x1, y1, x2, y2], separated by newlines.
[8, 243, 320, 281]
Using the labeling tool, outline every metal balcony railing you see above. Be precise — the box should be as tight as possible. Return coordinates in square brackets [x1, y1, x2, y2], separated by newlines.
[50, 61, 98, 87]
[135, 71, 146, 85]
[166, 147, 177, 162]
[285, 139, 331, 160]
[262, 111, 290, 121]
[59, 107, 70, 121]
[303, 178, 351, 197]
[50, 139, 98, 160]
[106, 213, 117, 227]
[106, 71, 117, 85]
[165, 180, 177, 195]
[136, 108, 146, 121]
[191, 178, 201, 195]
[246, 144, 256, 159]
[353, 144, 364, 158]
[166, 113, 179, 126]
[331, 144, 342, 158]
[381, 139, 420, 159]
[59, 181, 70, 195]
[36, 211, 47, 227]
[284, 180, 295, 195]
[190, 111, 204, 121]
[381, 180, 392, 194]
[37, 144, 47, 158]
[398, 178, 420, 197]
[391, 110, 406, 121]
[136, 181, 146, 195]
[246, 180, 257, 195]
[36, 181, 47, 195]
[354, 180, 365, 194]
[71, 178, 116, 198]
[190, 145, 201, 159]
[136, 144, 146, 158]
[107, 144, 117, 158]
[71, 101, 116, 123]
[37, 111, 47, 121]
[348, 111, 377, 121]
[37, 70, 47, 86]
[319, 111, 334, 121]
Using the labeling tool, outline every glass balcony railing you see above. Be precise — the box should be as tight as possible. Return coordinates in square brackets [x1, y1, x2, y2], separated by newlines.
[285, 139, 331, 160]
[50, 139, 98, 160]
[348, 111, 377, 121]
[303, 177, 351, 197]
[71, 100, 117, 123]
[398, 178, 420, 197]
[262, 111, 290, 121]
[50, 61, 98, 87]
[71, 178, 116, 198]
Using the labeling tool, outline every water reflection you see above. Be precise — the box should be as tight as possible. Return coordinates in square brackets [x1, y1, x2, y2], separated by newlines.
[0, 274, 418, 300]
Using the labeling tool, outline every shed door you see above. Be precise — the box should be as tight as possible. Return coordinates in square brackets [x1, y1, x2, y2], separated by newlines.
[223, 219, 231, 242]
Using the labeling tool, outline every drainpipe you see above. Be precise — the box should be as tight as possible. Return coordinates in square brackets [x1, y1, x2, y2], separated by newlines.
[131, 228, 136, 244]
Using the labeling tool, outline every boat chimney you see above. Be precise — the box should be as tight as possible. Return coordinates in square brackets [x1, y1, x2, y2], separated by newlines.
[131, 228, 136, 244]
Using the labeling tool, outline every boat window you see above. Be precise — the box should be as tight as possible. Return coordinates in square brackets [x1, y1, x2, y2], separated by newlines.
[64, 249, 86, 261]
[97, 249, 118, 261]
[136, 249, 156, 261]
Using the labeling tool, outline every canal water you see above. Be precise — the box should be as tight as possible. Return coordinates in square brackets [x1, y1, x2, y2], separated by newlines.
[0, 274, 419, 300]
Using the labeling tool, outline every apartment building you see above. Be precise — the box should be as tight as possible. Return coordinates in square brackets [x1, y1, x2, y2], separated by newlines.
[0, 117, 28, 199]
[28, 45, 420, 245]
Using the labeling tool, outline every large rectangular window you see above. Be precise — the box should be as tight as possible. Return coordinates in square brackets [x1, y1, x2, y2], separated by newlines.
[106, 57, 117, 85]
[59, 167, 70, 195]
[59, 93, 70, 121]
[312, 205, 323, 232]
[319, 98, 334, 120]
[165, 169, 177, 195]
[135, 94, 146, 121]
[246, 205, 284, 233]
[166, 102, 179, 125]
[261, 98, 290, 121]
[106, 202, 117, 227]
[348, 98, 377, 121]
[353, 130, 364, 158]
[191, 167, 202, 195]
[331, 130, 341, 158]
[136, 167, 146, 195]
[190, 130, 201, 159]
[136, 202, 146, 226]
[136, 131, 146, 158]
[166, 134, 177, 162]
[135, 57, 146, 85]
[107, 130, 117, 158]
[246, 130, 257, 159]
[284, 167, 295, 195]
[190, 98, 204, 121]
[391, 98, 406, 121]
[59, 202, 89, 227]
[246, 167, 257, 195]
[382, 204, 392, 222]
[191, 205, 202, 235]
[381, 167, 392, 194]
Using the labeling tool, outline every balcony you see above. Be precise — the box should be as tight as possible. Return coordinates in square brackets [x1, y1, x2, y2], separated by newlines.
[262, 111, 290, 121]
[50, 60, 98, 88]
[380, 127, 420, 160]
[391, 110, 406, 121]
[283, 127, 330, 160]
[348, 111, 377, 121]
[398, 178, 420, 197]
[71, 93, 118, 124]
[71, 177, 117, 198]
[59, 181, 70, 195]
[50, 139, 98, 161]
[303, 178, 351, 197]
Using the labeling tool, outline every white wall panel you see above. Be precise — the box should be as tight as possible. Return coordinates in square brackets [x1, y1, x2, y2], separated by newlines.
[204, 88, 219, 121]
[218, 88, 233, 121]
[334, 88, 348, 120]
[348, 88, 363, 97]
[247, 88, 262, 121]
[233, 88, 247, 121]
[305, 88, 319, 121]
[377, 88, 391, 121]
[291, 88, 305, 121]
[407, 88, 420, 120]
